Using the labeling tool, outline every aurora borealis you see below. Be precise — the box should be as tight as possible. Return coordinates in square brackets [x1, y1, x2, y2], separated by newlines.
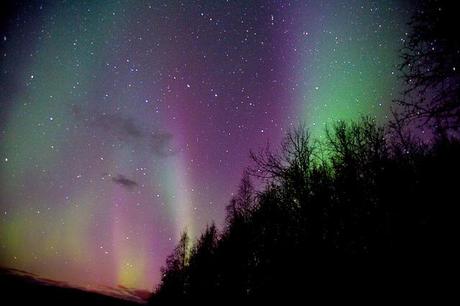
[1, 0, 409, 291]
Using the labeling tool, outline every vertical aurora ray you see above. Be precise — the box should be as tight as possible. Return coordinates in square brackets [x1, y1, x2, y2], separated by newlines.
[0, 1, 198, 290]
[110, 183, 146, 289]
[287, 1, 407, 138]
[0, 0, 410, 292]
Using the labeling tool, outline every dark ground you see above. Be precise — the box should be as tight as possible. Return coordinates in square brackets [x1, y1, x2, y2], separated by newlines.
[0, 268, 147, 306]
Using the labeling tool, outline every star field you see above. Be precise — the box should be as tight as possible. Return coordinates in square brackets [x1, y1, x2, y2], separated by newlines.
[0, 0, 409, 290]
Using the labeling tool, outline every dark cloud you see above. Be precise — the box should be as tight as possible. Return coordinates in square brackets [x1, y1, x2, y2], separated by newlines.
[111, 174, 138, 190]
[71, 105, 176, 157]
[150, 132, 176, 157]
[95, 113, 143, 139]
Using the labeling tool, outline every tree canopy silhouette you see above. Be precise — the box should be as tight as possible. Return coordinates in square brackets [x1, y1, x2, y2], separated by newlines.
[149, 117, 458, 304]
[396, 0, 460, 132]
[148, 2, 459, 302]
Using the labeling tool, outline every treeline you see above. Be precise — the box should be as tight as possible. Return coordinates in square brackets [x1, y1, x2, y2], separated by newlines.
[148, 118, 458, 304]
[149, 0, 459, 302]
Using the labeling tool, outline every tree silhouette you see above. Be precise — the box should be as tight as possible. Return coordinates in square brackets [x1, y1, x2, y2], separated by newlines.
[396, 0, 460, 132]
[147, 2, 460, 301]
[187, 224, 219, 301]
[150, 231, 190, 304]
[225, 170, 254, 226]
[149, 117, 459, 304]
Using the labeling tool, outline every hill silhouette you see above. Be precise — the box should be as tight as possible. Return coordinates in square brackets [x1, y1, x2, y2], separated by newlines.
[0, 268, 147, 305]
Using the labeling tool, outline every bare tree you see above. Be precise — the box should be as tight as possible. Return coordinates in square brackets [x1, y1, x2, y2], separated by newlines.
[250, 124, 314, 184]
[396, 0, 460, 133]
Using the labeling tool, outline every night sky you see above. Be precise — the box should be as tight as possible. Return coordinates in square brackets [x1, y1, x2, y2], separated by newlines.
[0, 0, 409, 291]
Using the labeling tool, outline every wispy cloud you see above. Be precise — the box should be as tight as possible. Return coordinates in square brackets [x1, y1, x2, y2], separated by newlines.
[72, 105, 176, 157]
[111, 174, 138, 190]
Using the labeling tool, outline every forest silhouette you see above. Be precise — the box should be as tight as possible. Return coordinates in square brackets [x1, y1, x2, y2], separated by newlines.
[148, 0, 458, 304]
